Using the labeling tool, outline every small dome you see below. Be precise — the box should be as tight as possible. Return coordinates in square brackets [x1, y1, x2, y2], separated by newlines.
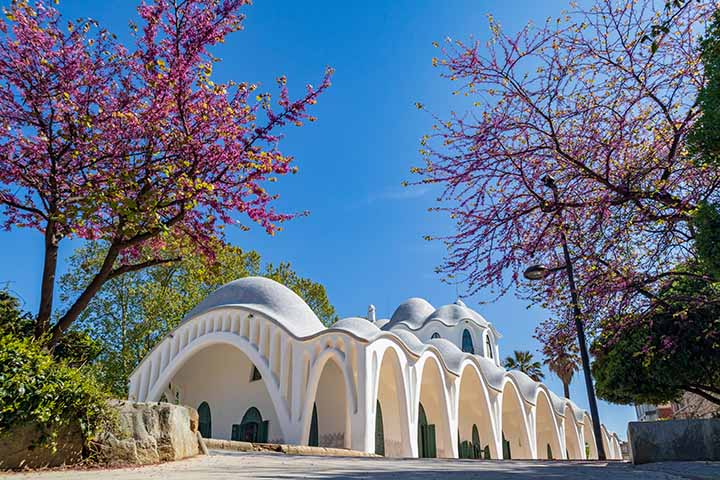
[476, 356, 506, 391]
[390, 329, 426, 355]
[427, 338, 466, 374]
[182, 276, 325, 337]
[548, 390, 570, 417]
[332, 317, 381, 339]
[427, 303, 489, 328]
[506, 370, 541, 404]
[384, 297, 435, 330]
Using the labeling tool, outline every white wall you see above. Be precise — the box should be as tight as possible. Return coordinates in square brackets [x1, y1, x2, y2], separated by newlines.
[313, 358, 348, 448]
[171, 343, 283, 442]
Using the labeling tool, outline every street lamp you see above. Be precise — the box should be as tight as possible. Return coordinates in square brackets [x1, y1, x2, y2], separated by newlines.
[524, 176, 607, 461]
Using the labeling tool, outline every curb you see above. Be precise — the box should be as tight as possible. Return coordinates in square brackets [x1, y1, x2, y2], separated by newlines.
[203, 439, 379, 458]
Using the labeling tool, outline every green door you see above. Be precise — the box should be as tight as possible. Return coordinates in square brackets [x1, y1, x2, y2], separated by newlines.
[259, 420, 269, 443]
[417, 403, 436, 458]
[309, 403, 319, 447]
[198, 401, 211, 439]
[502, 432, 512, 459]
[375, 400, 385, 456]
[547, 443, 553, 460]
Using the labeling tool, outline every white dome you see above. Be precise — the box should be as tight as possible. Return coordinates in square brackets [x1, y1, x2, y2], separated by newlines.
[427, 303, 489, 328]
[384, 297, 435, 330]
[332, 317, 381, 339]
[182, 276, 325, 337]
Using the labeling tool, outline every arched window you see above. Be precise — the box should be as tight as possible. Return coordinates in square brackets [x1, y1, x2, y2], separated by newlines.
[198, 401, 212, 439]
[461, 329, 474, 354]
[431, 332, 440, 339]
[485, 334, 494, 359]
[233, 406, 268, 443]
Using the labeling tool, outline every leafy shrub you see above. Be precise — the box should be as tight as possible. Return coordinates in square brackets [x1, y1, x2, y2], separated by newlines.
[0, 333, 109, 447]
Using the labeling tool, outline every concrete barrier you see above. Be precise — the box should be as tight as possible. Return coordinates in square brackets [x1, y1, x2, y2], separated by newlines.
[203, 438, 378, 457]
[628, 418, 720, 464]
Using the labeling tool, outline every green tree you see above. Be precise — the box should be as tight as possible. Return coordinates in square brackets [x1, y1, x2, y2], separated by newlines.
[688, 9, 720, 164]
[592, 275, 720, 406]
[0, 289, 32, 335]
[543, 345, 580, 400]
[693, 202, 720, 279]
[503, 350, 544, 382]
[688, 10, 720, 278]
[0, 290, 108, 448]
[0, 289, 100, 368]
[0, 332, 108, 446]
[60, 241, 337, 395]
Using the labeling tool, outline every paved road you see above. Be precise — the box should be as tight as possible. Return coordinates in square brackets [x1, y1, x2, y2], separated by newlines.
[2, 451, 719, 479]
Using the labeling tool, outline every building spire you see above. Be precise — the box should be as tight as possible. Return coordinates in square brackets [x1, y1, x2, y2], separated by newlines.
[367, 304, 376, 322]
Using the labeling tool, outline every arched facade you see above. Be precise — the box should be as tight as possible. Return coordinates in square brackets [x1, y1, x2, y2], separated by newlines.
[534, 391, 563, 460]
[128, 276, 622, 459]
[500, 380, 534, 459]
[456, 364, 498, 459]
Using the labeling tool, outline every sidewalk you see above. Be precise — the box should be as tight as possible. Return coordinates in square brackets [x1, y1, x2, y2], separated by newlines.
[1, 451, 718, 479]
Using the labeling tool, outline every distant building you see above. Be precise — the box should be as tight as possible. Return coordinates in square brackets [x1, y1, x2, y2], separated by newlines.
[636, 394, 719, 422]
[129, 276, 622, 459]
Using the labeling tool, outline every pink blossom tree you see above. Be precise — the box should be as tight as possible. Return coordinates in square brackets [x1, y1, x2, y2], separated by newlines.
[413, 0, 718, 344]
[0, 0, 331, 346]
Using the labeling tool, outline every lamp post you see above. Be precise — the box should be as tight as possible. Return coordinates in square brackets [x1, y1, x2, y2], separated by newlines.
[523, 175, 607, 461]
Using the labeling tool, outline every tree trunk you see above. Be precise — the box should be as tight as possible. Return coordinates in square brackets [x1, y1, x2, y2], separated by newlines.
[684, 386, 720, 406]
[35, 222, 59, 339]
[48, 246, 120, 348]
[563, 381, 571, 400]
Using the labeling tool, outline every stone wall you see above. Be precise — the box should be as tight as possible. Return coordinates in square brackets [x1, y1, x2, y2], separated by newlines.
[91, 401, 201, 466]
[0, 422, 83, 470]
[628, 418, 720, 464]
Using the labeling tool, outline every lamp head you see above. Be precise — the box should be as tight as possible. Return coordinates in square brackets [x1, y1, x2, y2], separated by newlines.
[523, 264, 549, 281]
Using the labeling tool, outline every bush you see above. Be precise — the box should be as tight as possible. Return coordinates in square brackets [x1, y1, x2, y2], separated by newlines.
[0, 333, 109, 448]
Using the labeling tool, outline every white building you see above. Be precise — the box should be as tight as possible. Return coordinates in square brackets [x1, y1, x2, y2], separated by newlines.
[128, 276, 622, 460]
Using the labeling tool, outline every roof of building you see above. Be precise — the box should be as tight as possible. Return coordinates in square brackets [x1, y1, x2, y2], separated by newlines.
[182, 276, 325, 337]
[384, 297, 436, 330]
[382, 297, 501, 339]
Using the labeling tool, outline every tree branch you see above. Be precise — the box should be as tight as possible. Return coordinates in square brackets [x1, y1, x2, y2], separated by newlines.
[108, 256, 182, 279]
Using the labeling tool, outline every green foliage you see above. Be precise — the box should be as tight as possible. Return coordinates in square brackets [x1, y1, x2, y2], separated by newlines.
[0, 290, 101, 368]
[503, 350, 544, 382]
[592, 275, 720, 406]
[0, 289, 33, 336]
[688, 9, 720, 163]
[60, 241, 337, 396]
[0, 332, 109, 446]
[693, 202, 720, 279]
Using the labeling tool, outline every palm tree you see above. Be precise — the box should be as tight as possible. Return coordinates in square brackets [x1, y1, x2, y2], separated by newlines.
[543, 345, 580, 399]
[503, 350, 544, 382]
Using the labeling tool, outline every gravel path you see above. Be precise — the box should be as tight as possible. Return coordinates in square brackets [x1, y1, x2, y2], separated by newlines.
[1, 451, 719, 479]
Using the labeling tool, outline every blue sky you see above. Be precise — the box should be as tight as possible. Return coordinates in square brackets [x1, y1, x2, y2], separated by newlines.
[0, 0, 636, 438]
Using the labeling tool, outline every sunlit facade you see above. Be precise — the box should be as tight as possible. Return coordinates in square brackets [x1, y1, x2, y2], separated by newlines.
[129, 277, 622, 459]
